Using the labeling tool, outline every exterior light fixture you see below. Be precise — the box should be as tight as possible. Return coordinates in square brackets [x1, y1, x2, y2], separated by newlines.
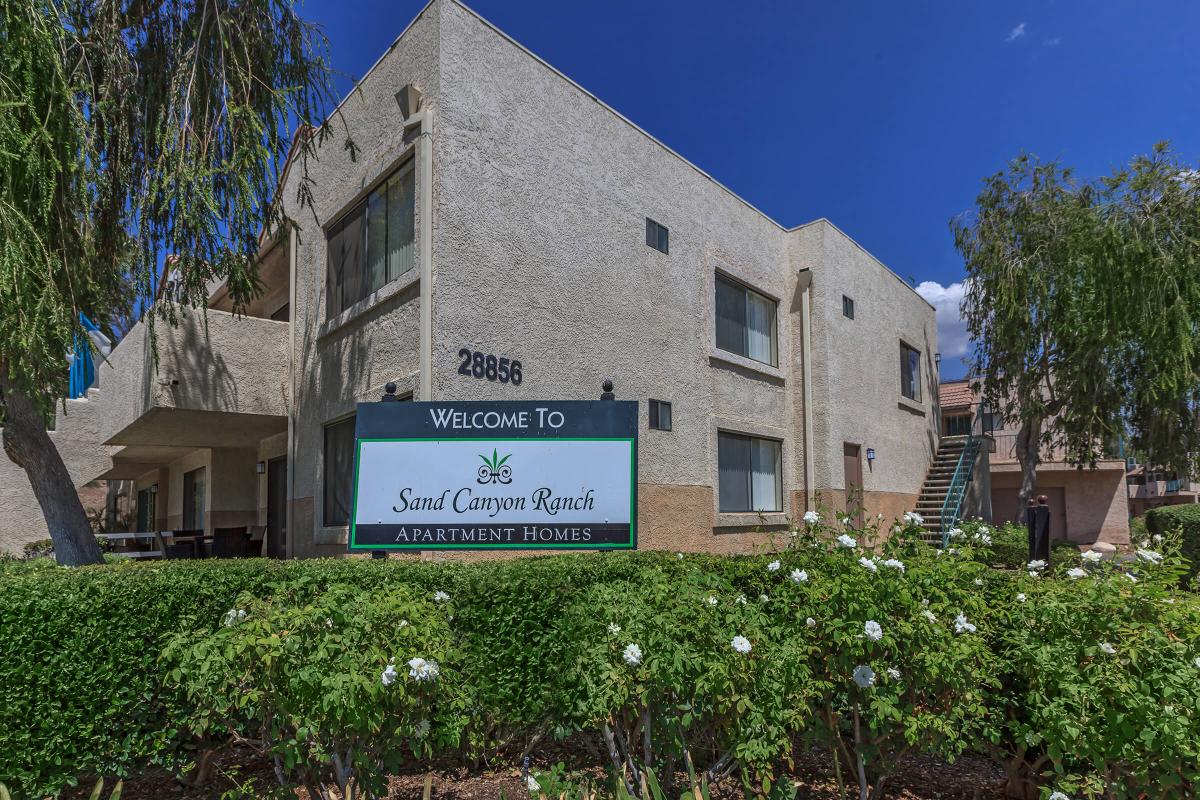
[255, 461, 266, 474]
[395, 84, 422, 120]
[866, 448, 876, 465]
[934, 352, 942, 366]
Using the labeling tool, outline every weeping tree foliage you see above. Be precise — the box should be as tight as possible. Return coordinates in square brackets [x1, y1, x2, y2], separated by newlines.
[0, 0, 340, 565]
[953, 144, 1200, 518]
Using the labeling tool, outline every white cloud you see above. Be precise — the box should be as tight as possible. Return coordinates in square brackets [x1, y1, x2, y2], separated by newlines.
[916, 281, 969, 360]
[1006, 23, 1027, 42]
[1042, 37, 1062, 47]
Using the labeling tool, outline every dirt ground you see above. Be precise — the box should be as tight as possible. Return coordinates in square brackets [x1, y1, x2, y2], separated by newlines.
[61, 743, 1011, 800]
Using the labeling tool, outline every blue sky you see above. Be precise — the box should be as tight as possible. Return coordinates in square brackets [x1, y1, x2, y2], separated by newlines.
[304, 0, 1200, 380]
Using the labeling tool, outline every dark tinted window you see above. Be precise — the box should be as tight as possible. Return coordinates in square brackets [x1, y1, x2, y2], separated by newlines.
[649, 399, 672, 431]
[901, 343, 922, 402]
[323, 416, 356, 526]
[326, 161, 415, 318]
[645, 218, 669, 254]
[715, 274, 777, 365]
[717, 432, 781, 512]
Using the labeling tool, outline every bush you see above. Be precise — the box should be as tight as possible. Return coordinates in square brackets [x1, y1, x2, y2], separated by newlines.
[164, 584, 460, 799]
[1, 525, 1199, 800]
[977, 521, 1082, 571]
[1143, 504, 1200, 586]
[985, 537, 1200, 799]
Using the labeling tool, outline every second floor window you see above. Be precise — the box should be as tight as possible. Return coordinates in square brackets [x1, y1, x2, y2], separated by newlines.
[326, 160, 415, 318]
[715, 274, 777, 366]
[900, 343, 922, 402]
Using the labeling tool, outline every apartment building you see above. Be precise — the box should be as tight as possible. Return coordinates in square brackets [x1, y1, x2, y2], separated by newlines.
[1126, 466, 1200, 517]
[0, 0, 939, 557]
[938, 379, 1129, 546]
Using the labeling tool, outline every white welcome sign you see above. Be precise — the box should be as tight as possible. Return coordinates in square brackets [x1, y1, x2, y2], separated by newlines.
[349, 401, 637, 551]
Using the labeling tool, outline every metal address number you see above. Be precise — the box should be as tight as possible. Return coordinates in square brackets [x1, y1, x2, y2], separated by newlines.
[457, 347, 522, 385]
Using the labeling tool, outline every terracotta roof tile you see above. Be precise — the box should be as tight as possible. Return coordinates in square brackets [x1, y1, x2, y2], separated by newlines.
[939, 381, 974, 410]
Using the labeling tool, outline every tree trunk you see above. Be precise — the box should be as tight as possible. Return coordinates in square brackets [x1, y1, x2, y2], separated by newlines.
[1013, 417, 1042, 521]
[1, 375, 103, 566]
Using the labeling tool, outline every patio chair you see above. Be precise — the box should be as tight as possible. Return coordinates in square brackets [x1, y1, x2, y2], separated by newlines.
[212, 527, 253, 558]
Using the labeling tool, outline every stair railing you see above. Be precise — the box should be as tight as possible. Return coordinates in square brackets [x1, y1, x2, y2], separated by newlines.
[939, 405, 986, 548]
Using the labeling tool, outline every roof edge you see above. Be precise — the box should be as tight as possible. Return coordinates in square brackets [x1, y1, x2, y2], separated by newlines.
[790, 218, 936, 312]
[447, 0, 788, 233]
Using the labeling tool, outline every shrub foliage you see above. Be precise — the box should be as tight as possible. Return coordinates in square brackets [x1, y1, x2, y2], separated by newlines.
[0, 519, 1198, 799]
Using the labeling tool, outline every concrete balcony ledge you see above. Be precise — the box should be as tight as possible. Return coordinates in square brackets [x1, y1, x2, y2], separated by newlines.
[97, 308, 290, 449]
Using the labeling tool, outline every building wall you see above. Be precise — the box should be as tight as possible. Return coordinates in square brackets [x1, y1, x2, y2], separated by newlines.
[434, 1, 800, 549]
[256, 432, 288, 527]
[791, 221, 939, 519]
[164, 449, 210, 531]
[269, 0, 938, 556]
[991, 463, 1129, 546]
[280, 3, 442, 556]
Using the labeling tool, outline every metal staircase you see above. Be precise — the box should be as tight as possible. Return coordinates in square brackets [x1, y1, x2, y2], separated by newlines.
[914, 437, 968, 544]
[913, 405, 987, 546]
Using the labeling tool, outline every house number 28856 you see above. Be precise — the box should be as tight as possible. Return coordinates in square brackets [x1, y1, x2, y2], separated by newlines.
[457, 348, 523, 385]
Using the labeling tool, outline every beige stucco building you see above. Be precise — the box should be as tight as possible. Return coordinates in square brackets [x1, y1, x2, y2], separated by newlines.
[938, 379, 1130, 547]
[0, 0, 943, 557]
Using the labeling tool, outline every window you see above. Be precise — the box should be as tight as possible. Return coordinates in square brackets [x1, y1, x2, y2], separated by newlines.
[717, 432, 782, 513]
[945, 414, 971, 436]
[649, 399, 672, 431]
[323, 416, 356, 526]
[645, 218, 669, 254]
[326, 160, 416, 317]
[715, 274, 778, 366]
[842, 295, 855, 319]
[900, 343, 922, 402]
[182, 468, 205, 531]
[136, 486, 156, 532]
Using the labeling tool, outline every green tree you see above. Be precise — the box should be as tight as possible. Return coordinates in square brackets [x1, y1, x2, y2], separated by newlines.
[0, 0, 339, 565]
[953, 145, 1200, 519]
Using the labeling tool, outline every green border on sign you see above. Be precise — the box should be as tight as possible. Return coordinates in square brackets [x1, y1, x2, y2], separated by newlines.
[347, 437, 637, 550]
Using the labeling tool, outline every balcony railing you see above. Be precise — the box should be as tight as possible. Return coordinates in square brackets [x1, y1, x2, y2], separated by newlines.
[991, 430, 1125, 465]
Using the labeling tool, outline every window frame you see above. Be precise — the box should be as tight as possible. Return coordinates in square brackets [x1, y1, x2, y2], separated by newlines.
[648, 399, 672, 431]
[717, 431, 783, 513]
[900, 342, 922, 403]
[842, 294, 855, 319]
[714, 273, 779, 367]
[945, 414, 971, 437]
[325, 158, 416, 319]
[645, 218, 669, 254]
[322, 415, 357, 527]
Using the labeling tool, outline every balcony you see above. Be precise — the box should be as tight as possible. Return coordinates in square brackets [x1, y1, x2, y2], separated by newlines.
[991, 431, 1126, 470]
[94, 308, 289, 452]
[1130, 477, 1198, 499]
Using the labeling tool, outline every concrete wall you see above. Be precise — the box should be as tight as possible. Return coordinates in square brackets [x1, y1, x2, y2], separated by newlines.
[791, 220, 939, 519]
[991, 463, 1129, 546]
[961, 445, 993, 523]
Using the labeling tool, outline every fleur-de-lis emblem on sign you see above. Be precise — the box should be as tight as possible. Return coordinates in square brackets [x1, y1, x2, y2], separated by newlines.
[477, 448, 513, 484]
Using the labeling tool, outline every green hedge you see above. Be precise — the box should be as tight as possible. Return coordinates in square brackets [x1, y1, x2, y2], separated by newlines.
[1, 523, 1198, 800]
[975, 520, 1082, 570]
[1144, 504, 1200, 585]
